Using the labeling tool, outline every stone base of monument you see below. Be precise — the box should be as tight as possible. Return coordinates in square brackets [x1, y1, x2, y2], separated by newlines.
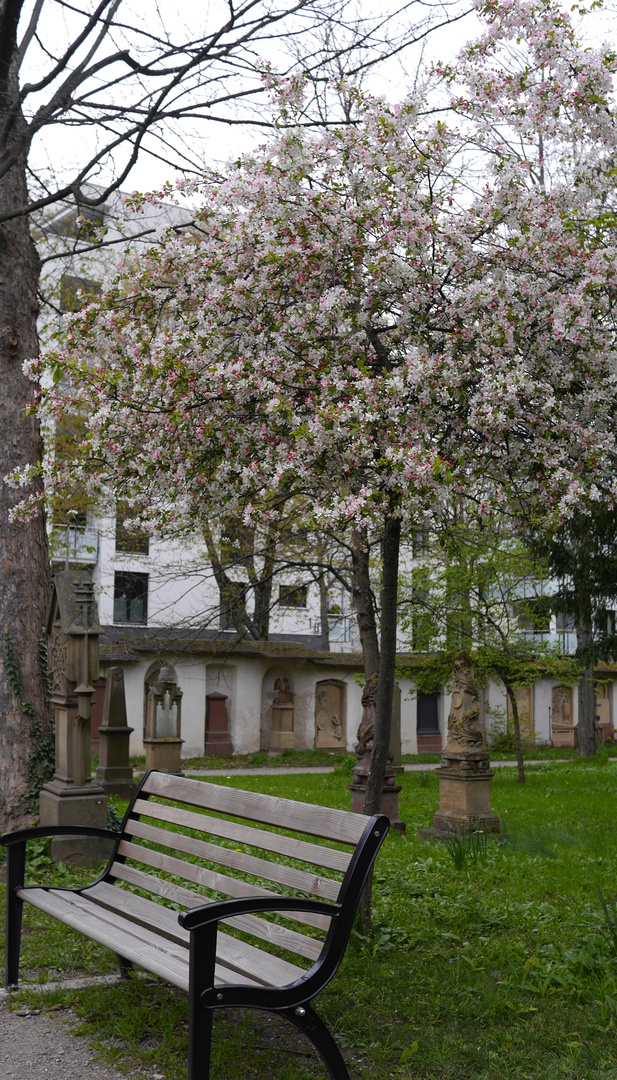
[144, 736, 184, 774]
[39, 782, 110, 866]
[96, 730, 137, 799]
[417, 759, 501, 840]
[348, 750, 405, 832]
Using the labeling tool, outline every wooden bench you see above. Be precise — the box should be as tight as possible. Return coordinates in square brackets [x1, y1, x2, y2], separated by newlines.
[2, 769, 389, 1080]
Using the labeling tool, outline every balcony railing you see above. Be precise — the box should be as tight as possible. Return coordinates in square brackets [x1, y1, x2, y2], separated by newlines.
[50, 526, 99, 565]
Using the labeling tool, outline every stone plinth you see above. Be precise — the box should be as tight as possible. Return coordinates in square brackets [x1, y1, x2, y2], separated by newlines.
[431, 751, 500, 833]
[144, 736, 184, 773]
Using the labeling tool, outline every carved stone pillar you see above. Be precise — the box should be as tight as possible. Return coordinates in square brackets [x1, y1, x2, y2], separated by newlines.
[96, 667, 136, 799]
[40, 569, 108, 865]
[420, 652, 500, 839]
[144, 666, 184, 773]
[348, 674, 405, 832]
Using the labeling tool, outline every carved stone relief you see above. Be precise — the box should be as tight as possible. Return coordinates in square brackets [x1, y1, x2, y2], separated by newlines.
[315, 681, 345, 748]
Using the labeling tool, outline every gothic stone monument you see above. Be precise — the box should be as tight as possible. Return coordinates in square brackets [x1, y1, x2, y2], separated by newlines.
[40, 570, 108, 865]
[96, 666, 136, 799]
[420, 651, 500, 838]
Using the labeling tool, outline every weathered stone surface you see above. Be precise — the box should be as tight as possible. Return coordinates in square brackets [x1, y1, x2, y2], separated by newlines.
[421, 651, 500, 839]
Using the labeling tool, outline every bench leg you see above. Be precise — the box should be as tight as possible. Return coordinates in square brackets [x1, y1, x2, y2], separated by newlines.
[281, 1003, 350, 1080]
[115, 955, 134, 980]
[5, 842, 26, 989]
[187, 925, 217, 1080]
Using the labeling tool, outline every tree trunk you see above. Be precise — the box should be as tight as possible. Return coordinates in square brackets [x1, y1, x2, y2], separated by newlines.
[578, 662, 597, 757]
[351, 528, 380, 677]
[575, 621, 596, 757]
[364, 513, 401, 816]
[0, 18, 51, 829]
[504, 680, 526, 783]
[318, 571, 330, 651]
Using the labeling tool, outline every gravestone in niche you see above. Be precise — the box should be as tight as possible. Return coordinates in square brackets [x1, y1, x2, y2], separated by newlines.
[205, 692, 234, 755]
[315, 682, 345, 749]
[144, 666, 184, 773]
[270, 677, 295, 752]
[552, 684, 576, 749]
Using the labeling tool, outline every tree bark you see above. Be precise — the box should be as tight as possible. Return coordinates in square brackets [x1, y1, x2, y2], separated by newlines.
[503, 680, 526, 783]
[364, 512, 401, 816]
[576, 621, 596, 757]
[0, 12, 51, 829]
[351, 528, 380, 677]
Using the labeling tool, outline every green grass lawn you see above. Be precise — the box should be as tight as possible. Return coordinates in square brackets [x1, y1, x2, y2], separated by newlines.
[4, 757, 617, 1078]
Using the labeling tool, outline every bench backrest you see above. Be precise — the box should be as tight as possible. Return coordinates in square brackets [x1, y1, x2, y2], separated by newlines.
[104, 771, 378, 968]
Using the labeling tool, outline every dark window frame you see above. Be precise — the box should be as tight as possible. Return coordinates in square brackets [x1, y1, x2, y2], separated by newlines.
[113, 571, 148, 625]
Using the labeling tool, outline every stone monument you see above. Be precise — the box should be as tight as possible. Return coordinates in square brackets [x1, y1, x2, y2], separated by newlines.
[551, 684, 576, 748]
[40, 569, 108, 865]
[315, 681, 345, 749]
[96, 667, 136, 799]
[270, 677, 295, 752]
[348, 674, 405, 832]
[144, 665, 184, 772]
[420, 651, 500, 838]
[204, 691, 234, 755]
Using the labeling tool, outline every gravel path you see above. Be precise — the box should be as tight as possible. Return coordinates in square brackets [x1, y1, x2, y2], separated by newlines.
[0, 1005, 139, 1079]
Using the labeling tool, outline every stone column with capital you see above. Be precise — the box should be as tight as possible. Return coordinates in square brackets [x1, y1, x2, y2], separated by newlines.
[40, 569, 109, 865]
[420, 651, 500, 839]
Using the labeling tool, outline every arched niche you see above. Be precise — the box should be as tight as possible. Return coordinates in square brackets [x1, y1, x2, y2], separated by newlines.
[315, 680, 346, 749]
[143, 661, 178, 741]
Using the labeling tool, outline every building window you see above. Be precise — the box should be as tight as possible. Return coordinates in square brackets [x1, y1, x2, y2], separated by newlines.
[278, 584, 308, 609]
[115, 504, 149, 555]
[220, 581, 246, 631]
[113, 572, 148, 624]
[59, 274, 101, 313]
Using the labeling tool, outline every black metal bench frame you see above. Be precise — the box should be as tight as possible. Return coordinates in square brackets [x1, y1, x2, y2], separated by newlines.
[2, 770, 389, 1080]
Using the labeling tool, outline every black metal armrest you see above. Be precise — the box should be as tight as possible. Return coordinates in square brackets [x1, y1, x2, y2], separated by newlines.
[1, 825, 120, 847]
[179, 895, 340, 932]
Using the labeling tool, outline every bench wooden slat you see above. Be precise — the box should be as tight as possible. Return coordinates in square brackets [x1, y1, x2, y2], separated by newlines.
[131, 798, 352, 873]
[22, 887, 304, 991]
[142, 773, 367, 845]
[114, 843, 333, 932]
[124, 817, 341, 902]
[19, 888, 191, 991]
[83, 884, 306, 988]
[102, 868, 324, 961]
